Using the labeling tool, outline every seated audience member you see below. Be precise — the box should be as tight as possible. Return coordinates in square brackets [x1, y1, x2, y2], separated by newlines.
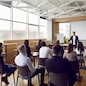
[39, 41, 52, 67]
[14, 44, 47, 86]
[0, 43, 17, 85]
[46, 45, 76, 86]
[64, 44, 77, 61]
[24, 40, 32, 59]
[55, 40, 64, 57]
[36, 39, 42, 52]
[76, 42, 84, 55]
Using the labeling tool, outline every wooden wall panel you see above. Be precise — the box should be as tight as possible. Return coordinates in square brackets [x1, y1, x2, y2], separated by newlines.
[53, 16, 86, 22]
[3, 39, 48, 64]
[52, 22, 59, 43]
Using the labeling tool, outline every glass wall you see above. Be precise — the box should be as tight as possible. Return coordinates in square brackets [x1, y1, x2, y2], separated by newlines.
[59, 23, 70, 39]
[0, 20, 10, 40]
[28, 25, 39, 39]
[13, 22, 27, 39]
[59, 23, 70, 43]
[0, 4, 10, 20]
[0, 2, 48, 42]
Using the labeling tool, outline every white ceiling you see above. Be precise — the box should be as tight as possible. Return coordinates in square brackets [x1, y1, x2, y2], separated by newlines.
[1, 0, 86, 20]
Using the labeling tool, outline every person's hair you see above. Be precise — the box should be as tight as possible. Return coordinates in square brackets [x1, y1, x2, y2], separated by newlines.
[41, 41, 46, 47]
[38, 39, 42, 45]
[56, 40, 60, 45]
[0, 43, 2, 48]
[18, 44, 25, 53]
[78, 42, 84, 53]
[53, 45, 61, 55]
[24, 40, 29, 47]
[73, 31, 75, 33]
[68, 44, 73, 53]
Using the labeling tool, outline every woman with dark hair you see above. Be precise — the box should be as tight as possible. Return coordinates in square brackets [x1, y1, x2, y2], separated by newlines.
[64, 44, 77, 61]
[36, 39, 42, 52]
[76, 42, 84, 55]
[24, 40, 32, 58]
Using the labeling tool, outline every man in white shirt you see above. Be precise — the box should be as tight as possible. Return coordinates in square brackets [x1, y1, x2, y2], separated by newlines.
[39, 41, 52, 66]
[15, 44, 46, 86]
[69, 31, 79, 48]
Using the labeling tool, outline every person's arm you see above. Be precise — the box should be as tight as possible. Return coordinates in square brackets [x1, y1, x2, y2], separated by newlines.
[68, 36, 72, 41]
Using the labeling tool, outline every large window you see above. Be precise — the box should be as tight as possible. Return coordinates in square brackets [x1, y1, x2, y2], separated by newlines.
[0, 2, 48, 41]
[40, 18, 47, 26]
[13, 22, 27, 39]
[39, 18, 47, 38]
[0, 20, 10, 41]
[39, 26, 47, 39]
[29, 13, 39, 25]
[13, 8, 27, 23]
[28, 25, 39, 39]
[0, 4, 10, 20]
[59, 23, 70, 39]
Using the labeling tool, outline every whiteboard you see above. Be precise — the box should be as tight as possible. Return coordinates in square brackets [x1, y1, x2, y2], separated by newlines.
[57, 34, 64, 43]
[71, 21, 86, 40]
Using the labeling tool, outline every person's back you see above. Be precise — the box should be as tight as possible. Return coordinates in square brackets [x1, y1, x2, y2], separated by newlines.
[46, 45, 76, 86]
[64, 44, 77, 61]
[24, 40, 32, 57]
[55, 40, 64, 57]
[39, 41, 52, 59]
[46, 56, 71, 73]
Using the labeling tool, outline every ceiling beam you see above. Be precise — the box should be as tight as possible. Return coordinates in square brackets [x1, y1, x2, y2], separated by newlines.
[59, 0, 74, 8]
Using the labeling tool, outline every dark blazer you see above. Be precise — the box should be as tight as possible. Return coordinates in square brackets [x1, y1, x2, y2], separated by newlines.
[25, 46, 32, 57]
[46, 56, 76, 85]
[0, 55, 7, 69]
[69, 35, 79, 46]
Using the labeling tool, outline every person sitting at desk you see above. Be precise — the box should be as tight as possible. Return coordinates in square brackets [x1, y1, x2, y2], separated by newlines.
[0, 43, 17, 85]
[14, 44, 47, 86]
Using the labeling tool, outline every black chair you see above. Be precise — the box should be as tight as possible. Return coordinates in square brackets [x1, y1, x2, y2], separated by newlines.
[38, 58, 47, 68]
[49, 72, 69, 86]
[77, 54, 85, 69]
[0, 63, 15, 86]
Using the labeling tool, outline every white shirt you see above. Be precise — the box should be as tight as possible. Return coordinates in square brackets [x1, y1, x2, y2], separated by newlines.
[14, 53, 36, 75]
[73, 36, 76, 45]
[39, 46, 52, 58]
